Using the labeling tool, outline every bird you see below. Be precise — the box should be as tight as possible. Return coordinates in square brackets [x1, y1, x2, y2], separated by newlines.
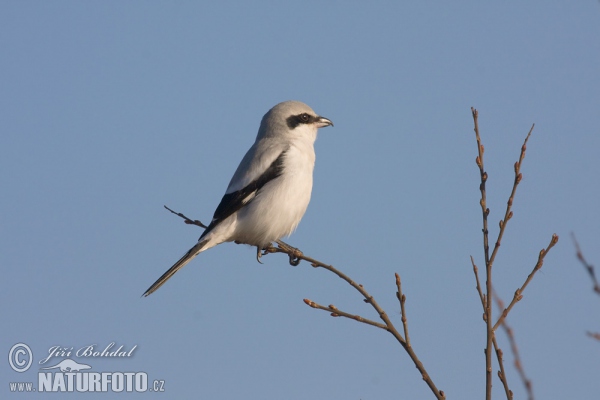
[143, 100, 333, 296]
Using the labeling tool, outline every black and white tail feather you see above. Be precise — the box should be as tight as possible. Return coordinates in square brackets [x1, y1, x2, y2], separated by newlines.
[142, 101, 332, 297]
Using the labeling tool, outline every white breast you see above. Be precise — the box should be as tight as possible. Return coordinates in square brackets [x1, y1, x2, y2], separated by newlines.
[232, 140, 316, 247]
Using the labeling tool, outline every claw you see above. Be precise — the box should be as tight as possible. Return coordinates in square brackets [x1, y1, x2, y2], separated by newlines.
[256, 246, 263, 264]
[276, 240, 302, 266]
[289, 253, 301, 266]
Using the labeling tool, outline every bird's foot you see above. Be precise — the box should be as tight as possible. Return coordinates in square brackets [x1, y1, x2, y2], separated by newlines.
[262, 243, 278, 255]
[276, 240, 303, 266]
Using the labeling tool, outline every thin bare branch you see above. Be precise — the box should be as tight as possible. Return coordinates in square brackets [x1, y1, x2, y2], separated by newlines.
[164, 205, 207, 228]
[471, 109, 541, 400]
[395, 273, 411, 345]
[572, 233, 600, 295]
[493, 336, 513, 400]
[494, 292, 532, 400]
[471, 256, 485, 308]
[586, 332, 600, 341]
[572, 233, 600, 341]
[471, 107, 494, 400]
[474, 258, 513, 399]
[270, 246, 445, 399]
[488, 124, 534, 269]
[265, 246, 402, 336]
[302, 299, 388, 330]
[493, 234, 559, 331]
[164, 205, 445, 399]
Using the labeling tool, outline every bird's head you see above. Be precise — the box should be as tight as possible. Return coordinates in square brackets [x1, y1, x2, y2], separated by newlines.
[257, 100, 333, 142]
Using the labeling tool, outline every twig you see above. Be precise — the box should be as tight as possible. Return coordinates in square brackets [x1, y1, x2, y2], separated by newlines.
[471, 108, 543, 400]
[587, 332, 600, 341]
[572, 233, 600, 340]
[164, 205, 445, 399]
[164, 205, 207, 228]
[473, 257, 513, 399]
[267, 246, 445, 399]
[493, 291, 533, 400]
[302, 299, 388, 330]
[471, 107, 495, 400]
[488, 124, 534, 273]
[572, 233, 600, 295]
[471, 256, 485, 308]
[493, 337, 513, 400]
[271, 245, 446, 398]
[493, 234, 559, 331]
[396, 273, 411, 345]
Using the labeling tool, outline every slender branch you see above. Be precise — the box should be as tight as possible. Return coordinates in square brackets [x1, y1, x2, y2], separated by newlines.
[471, 107, 494, 400]
[493, 234, 559, 331]
[266, 246, 445, 399]
[471, 256, 485, 308]
[265, 246, 402, 336]
[488, 124, 534, 269]
[164, 205, 207, 228]
[472, 109, 541, 400]
[493, 292, 533, 400]
[572, 233, 600, 340]
[302, 299, 388, 330]
[587, 332, 600, 341]
[473, 257, 513, 399]
[396, 273, 411, 345]
[164, 205, 445, 399]
[493, 336, 513, 400]
[572, 233, 600, 295]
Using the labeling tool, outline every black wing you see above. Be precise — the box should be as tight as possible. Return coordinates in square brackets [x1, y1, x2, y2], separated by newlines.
[200, 150, 286, 239]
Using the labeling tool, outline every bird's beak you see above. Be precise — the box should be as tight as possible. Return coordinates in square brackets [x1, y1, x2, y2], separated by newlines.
[315, 116, 334, 128]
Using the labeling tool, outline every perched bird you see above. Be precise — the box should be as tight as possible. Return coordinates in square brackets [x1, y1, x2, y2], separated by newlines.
[143, 101, 333, 296]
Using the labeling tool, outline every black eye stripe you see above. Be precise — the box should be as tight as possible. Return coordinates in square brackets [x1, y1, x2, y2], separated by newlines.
[286, 113, 315, 129]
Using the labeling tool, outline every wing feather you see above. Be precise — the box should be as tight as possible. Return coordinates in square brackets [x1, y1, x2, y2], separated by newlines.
[200, 149, 287, 238]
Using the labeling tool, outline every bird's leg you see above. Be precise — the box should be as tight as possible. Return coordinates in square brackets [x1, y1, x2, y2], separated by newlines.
[276, 240, 302, 266]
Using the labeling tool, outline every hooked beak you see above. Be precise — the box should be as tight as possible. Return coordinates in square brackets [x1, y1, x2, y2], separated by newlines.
[315, 116, 334, 128]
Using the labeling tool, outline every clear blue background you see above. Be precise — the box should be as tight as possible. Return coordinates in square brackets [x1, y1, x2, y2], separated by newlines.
[2, 1, 599, 399]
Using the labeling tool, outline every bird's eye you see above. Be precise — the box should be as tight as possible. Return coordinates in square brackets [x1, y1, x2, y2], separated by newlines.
[300, 113, 310, 122]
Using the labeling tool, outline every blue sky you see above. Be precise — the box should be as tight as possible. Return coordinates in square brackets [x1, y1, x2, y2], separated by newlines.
[2, 1, 599, 399]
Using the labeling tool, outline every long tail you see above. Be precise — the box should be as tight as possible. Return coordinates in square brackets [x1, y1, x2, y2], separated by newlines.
[143, 239, 209, 297]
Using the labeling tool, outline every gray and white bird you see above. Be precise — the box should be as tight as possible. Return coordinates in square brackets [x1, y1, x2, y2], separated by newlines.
[143, 100, 333, 296]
